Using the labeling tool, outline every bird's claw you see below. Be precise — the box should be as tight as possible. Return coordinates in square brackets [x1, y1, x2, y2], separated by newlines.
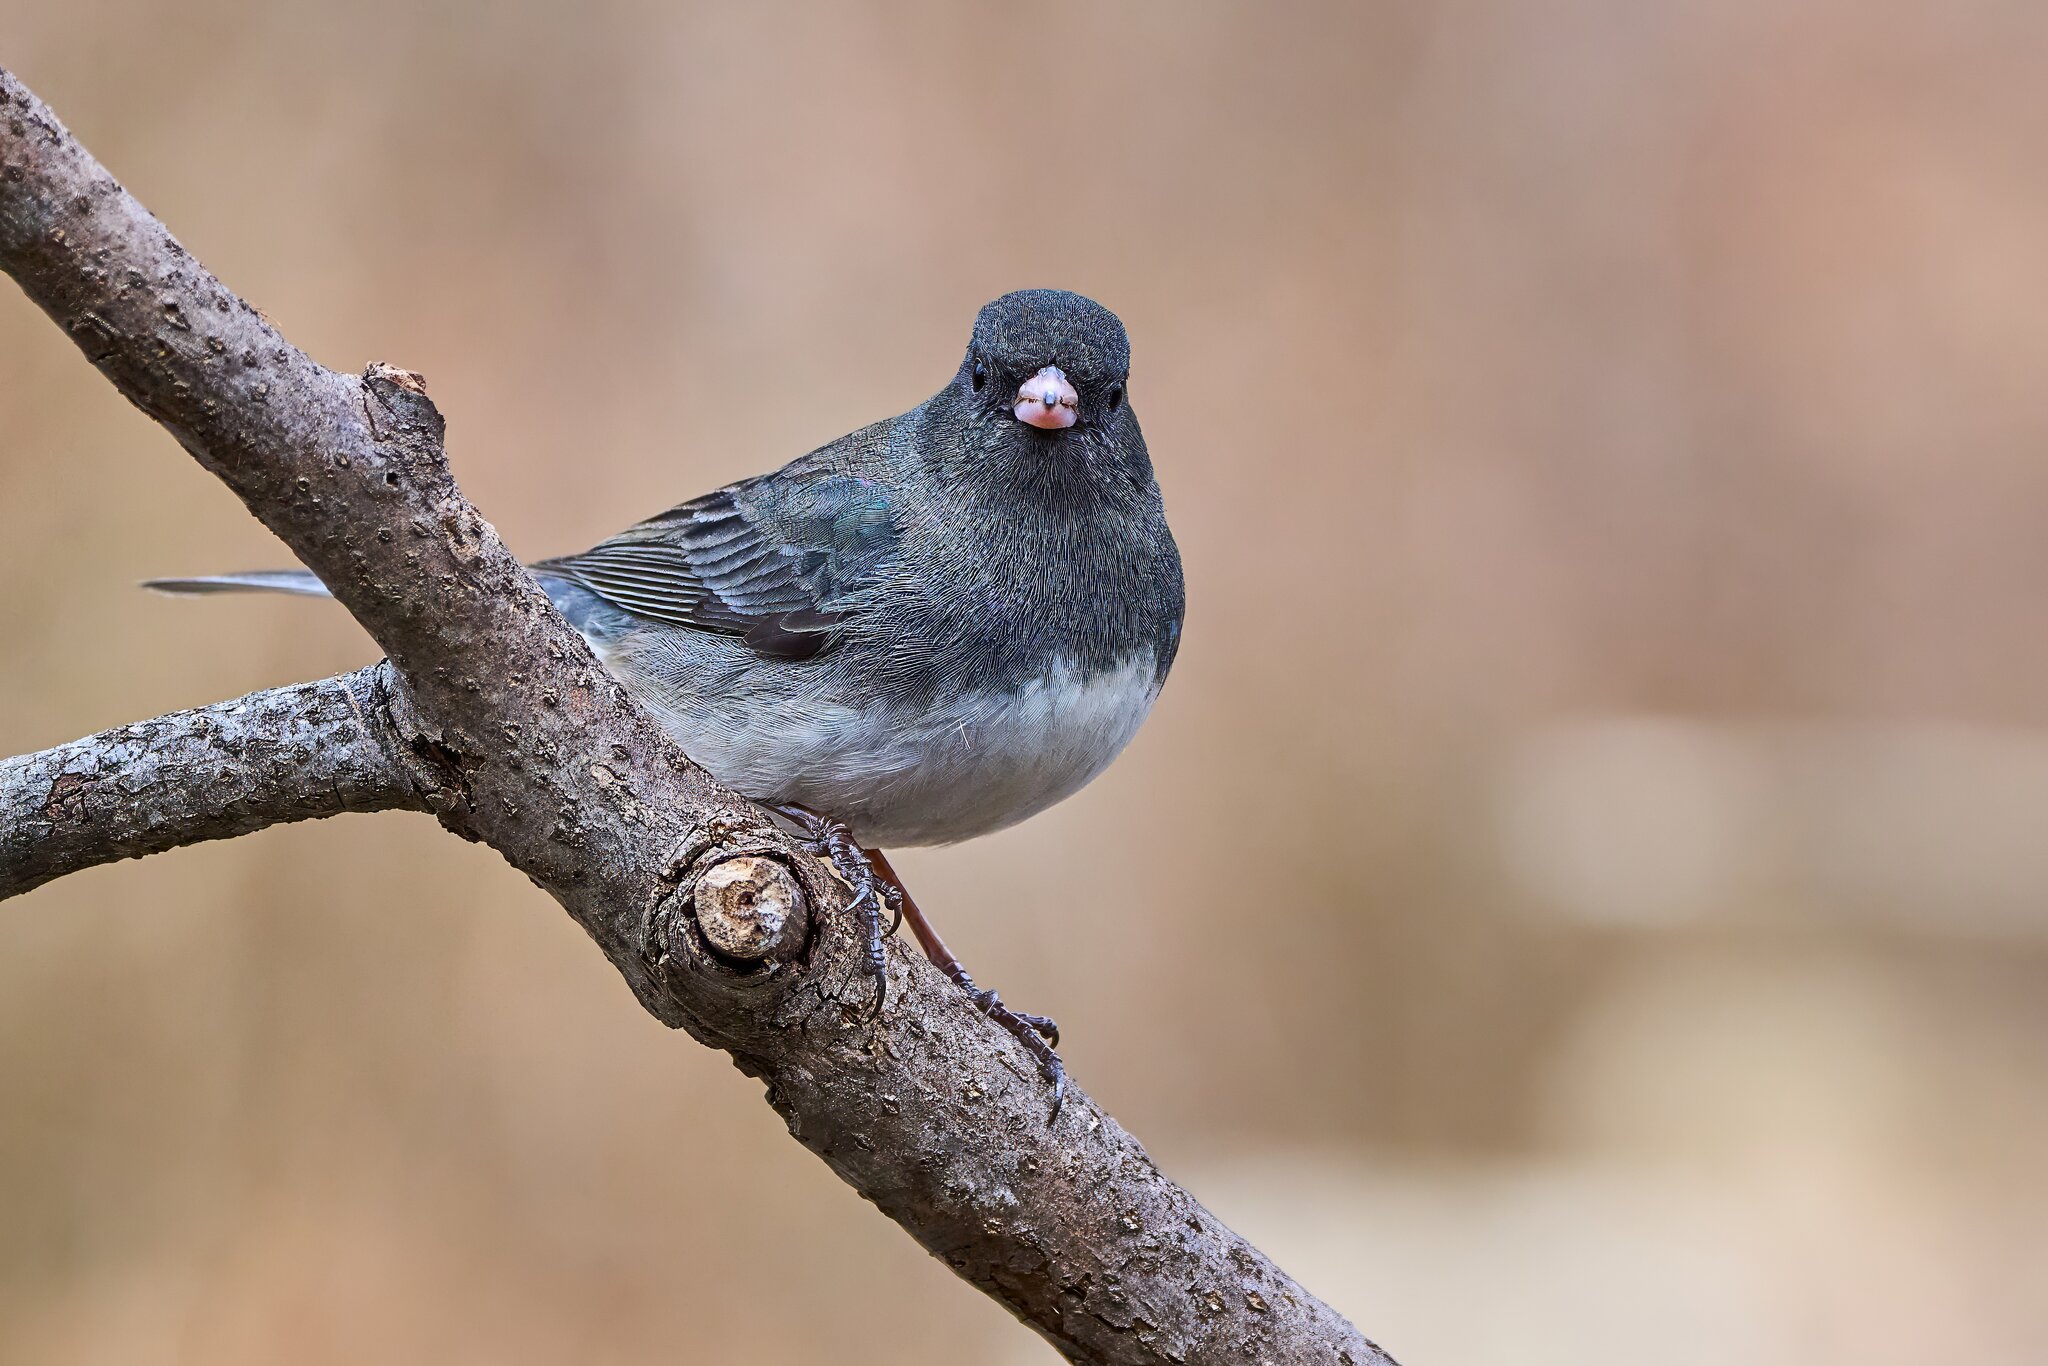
[880, 880, 903, 938]
[961, 980, 1066, 1116]
[966, 989, 1059, 1047]
[768, 803, 1065, 1117]
[773, 804, 891, 1017]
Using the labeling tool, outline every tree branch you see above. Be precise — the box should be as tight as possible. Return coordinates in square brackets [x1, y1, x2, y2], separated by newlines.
[0, 665, 429, 899]
[0, 67, 1391, 1365]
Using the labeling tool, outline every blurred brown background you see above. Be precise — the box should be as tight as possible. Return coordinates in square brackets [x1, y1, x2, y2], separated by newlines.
[4, 2, 2046, 1362]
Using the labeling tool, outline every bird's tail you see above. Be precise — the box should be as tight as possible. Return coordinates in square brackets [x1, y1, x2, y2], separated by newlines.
[142, 570, 334, 598]
[145, 568, 632, 664]
[142, 570, 616, 641]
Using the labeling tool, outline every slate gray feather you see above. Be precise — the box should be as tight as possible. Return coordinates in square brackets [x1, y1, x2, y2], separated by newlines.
[150, 290, 1184, 850]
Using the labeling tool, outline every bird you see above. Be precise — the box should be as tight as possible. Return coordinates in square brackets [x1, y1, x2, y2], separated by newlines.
[149, 289, 1185, 1111]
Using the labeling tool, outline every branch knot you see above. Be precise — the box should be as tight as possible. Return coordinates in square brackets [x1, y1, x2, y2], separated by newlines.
[362, 361, 443, 443]
[693, 855, 808, 964]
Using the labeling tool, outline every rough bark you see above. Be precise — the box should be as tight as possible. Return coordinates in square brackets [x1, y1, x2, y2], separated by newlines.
[0, 665, 429, 899]
[0, 66, 1393, 1365]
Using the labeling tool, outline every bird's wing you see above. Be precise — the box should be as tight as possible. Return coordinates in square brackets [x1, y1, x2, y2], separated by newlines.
[531, 462, 900, 661]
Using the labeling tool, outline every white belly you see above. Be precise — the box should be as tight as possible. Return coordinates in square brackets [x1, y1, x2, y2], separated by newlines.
[635, 653, 1163, 847]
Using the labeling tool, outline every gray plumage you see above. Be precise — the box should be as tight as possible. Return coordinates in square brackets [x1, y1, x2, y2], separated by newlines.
[150, 290, 1184, 848]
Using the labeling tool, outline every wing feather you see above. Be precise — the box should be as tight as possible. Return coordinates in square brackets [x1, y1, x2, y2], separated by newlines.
[532, 472, 898, 661]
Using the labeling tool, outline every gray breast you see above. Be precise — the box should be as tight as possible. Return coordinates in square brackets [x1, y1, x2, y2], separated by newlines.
[599, 635, 1164, 847]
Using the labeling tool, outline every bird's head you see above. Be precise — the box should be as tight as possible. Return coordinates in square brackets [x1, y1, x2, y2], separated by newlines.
[959, 290, 1131, 435]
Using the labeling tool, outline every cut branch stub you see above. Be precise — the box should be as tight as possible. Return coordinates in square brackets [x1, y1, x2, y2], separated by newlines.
[693, 855, 809, 964]
[0, 64, 1393, 1363]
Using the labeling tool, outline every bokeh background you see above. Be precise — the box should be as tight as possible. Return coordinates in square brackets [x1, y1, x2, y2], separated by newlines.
[4, 2, 2046, 1362]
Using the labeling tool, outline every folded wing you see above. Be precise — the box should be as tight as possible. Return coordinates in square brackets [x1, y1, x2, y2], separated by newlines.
[532, 468, 899, 661]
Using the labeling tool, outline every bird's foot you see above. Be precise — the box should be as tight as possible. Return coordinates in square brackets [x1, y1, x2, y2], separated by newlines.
[771, 817, 1067, 1117]
[954, 968, 1066, 1117]
[962, 983, 1058, 1045]
[769, 804, 898, 1016]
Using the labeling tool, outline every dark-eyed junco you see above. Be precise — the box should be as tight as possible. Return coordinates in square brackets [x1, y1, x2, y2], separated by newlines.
[151, 289, 1185, 1108]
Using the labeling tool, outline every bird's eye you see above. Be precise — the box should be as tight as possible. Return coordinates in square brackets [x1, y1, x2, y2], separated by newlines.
[1107, 381, 1124, 410]
[971, 358, 987, 392]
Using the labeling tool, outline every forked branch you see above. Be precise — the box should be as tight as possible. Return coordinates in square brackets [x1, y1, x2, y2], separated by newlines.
[0, 66, 1390, 1366]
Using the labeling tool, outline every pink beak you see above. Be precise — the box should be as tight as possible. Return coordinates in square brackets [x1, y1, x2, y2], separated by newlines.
[1013, 365, 1080, 430]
